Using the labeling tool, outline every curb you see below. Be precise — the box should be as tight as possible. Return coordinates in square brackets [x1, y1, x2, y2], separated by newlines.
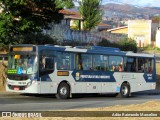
[0, 92, 20, 96]
[132, 89, 160, 96]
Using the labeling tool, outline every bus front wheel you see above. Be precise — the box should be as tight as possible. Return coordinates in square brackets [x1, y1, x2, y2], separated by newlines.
[120, 83, 130, 98]
[56, 82, 70, 99]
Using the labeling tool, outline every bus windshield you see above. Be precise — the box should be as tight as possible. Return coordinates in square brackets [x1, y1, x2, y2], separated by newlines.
[8, 54, 37, 75]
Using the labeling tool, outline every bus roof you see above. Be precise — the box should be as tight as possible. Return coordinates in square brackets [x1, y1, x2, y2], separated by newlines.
[10, 44, 155, 58]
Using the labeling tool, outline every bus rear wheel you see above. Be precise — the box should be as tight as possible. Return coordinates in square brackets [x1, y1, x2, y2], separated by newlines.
[120, 83, 130, 98]
[56, 82, 70, 99]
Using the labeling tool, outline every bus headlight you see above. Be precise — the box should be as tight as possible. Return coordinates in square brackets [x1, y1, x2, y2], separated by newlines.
[27, 81, 32, 87]
[29, 74, 37, 80]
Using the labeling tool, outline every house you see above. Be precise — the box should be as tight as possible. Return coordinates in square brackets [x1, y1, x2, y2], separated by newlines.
[46, 9, 104, 44]
[152, 18, 160, 46]
[107, 26, 128, 34]
[128, 20, 152, 47]
[156, 27, 160, 48]
[59, 9, 111, 31]
[59, 9, 83, 30]
[107, 20, 160, 47]
[96, 22, 112, 31]
[106, 20, 155, 47]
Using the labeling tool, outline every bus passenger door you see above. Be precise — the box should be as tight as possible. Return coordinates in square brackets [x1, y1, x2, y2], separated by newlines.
[39, 55, 54, 93]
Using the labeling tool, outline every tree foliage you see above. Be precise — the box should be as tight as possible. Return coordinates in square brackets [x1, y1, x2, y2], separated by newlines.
[98, 37, 138, 52]
[14, 33, 58, 45]
[118, 38, 137, 52]
[152, 15, 160, 21]
[0, 0, 74, 48]
[78, 0, 103, 31]
[55, 0, 74, 9]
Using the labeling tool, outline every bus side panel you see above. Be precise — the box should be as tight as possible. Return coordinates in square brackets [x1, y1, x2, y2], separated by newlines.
[40, 71, 88, 94]
[86, 82, 101, 93]
[101, 82, 118, 93]
[39, 72, 58, 94]
[114, 72, 156, 93]
[71, 82, 87, 93]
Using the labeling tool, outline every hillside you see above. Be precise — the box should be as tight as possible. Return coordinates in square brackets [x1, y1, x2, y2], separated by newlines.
[103, 3, 160, 18]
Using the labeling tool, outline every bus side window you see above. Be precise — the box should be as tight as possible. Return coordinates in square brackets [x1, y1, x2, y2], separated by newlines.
[40, 56, 45, 69]
[40, 56, 54, 70]
[109, 56, 123, 72]
[81, 54, 92, 70]
[93, 55, 108, 71]
[146, 58, 153, 73]
[148, 59, 153, 73]
[75, 53, 83, 70]
[45, 57, 54, 69]
[124, 57, 137, 72]
[138, 58, 145, 72]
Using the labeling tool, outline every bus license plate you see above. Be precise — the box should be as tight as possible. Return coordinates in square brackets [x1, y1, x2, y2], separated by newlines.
[14, 86, 19, 91]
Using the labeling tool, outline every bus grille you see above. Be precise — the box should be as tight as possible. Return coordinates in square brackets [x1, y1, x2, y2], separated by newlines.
[7, 75, 28, 81]
[8, 85, 26, 90]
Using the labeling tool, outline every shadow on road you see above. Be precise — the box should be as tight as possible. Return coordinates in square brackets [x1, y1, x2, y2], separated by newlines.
[20, 93, 138, 100]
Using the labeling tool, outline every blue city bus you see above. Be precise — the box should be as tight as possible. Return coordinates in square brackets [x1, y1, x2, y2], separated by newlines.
[6, 44, 156, 99]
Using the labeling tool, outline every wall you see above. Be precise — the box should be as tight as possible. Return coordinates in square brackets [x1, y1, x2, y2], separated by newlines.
[110, 27, 128, 34]
[128, 20, 152, 47]
[152, 21, 160, 42]
[156, 27, 160, 48]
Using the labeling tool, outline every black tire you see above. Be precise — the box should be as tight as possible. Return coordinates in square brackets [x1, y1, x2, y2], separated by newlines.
[56, 82, 70, 99]
[120, 83, 130, 98]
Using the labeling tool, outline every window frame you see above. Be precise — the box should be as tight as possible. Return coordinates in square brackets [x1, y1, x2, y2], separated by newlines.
[109, 55, 124, 72]
[56, 51, 75, 70]
[92, 54, 109, 71]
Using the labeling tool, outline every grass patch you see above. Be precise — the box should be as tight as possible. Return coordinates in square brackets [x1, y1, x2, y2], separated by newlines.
[142, 46, 160, 53]
[0, 61, 7, 91]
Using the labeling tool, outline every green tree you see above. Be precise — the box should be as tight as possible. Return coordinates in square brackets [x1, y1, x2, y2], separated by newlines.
[0, 0, 74, 49]
[78, 0, 103, 30]
[98, 38, 119, 48]
[98, 37, 138, 52]
[152, 15, 160, 21]
[71, 20, 80, 30]
[14, 33, 58, 45]
[118, 38, 137, 53]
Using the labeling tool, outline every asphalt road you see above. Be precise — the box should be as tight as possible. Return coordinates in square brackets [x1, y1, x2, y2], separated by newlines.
[0, 93, 160, 111]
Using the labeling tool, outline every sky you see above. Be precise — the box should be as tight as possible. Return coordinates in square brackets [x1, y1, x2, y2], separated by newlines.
[102, 0, 160, 7]
[74, 0, 160, 7]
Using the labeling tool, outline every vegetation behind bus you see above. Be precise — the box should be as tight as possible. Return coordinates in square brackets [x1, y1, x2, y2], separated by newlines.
[98, 37, 138, 53]
[0, 0, 74, 51]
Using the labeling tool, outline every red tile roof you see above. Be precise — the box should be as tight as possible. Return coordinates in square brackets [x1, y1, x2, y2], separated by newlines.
[107, 26, 128, 32]
[59, 9, 82, 20]
[98, 22, 111, 27]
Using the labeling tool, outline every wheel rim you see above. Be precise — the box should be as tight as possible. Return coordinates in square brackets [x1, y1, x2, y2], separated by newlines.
[60, 87, 67, 95]
[122, 86, 128, 95]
